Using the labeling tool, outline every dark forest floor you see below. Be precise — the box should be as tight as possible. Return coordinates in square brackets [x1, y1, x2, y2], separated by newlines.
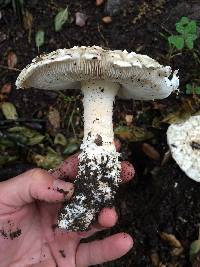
[0, 0, 200, 266]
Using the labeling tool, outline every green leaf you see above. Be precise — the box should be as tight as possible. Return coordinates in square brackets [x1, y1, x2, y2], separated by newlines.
[35, 30, 44, 51]
[0, 136, 15, 150]
[114, 125, 154, 142]
[179, 16, 189, 25]
[0, 154, 18, 166]
[54, 7, 69, 32]
[7, 126, 44, 146]
[175, 22, 185, 34]
[63, 137, 79, 155]
[195, 87, 200, 94]
[1, 102, 18, 120]
[54, 133, 67, 146]
[190, 240, 200, 263]
[185, 33, 198, 49]
[32, 147, 62, 169]
[186, 84, 193, 94]
[168, 35, 184, 50]
[63, 143, 79, 155]
[185, 20, 197, 34]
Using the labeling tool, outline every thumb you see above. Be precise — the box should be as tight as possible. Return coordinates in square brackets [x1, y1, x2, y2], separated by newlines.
[0, 168, 74, 209]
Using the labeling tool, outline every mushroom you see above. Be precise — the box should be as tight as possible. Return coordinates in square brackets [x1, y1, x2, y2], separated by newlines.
[16, 46, 179, 231]
[167, 115, 200, 182]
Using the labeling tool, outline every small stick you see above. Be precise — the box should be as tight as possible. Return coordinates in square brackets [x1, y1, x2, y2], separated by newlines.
[0, 65, 21, 72]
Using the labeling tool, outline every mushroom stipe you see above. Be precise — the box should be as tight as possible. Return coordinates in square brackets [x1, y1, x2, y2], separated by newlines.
[16, 46, 179, 231]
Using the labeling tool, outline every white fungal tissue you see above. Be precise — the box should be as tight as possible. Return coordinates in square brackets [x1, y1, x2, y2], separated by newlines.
[167, 115, 200, 182]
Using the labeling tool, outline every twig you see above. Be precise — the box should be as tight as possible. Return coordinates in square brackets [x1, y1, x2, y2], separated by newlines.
[67, 100, 77, 139]
[0, 119, 46, 125]
[97, 24, 108, 47]
[0, 65, 21, 72]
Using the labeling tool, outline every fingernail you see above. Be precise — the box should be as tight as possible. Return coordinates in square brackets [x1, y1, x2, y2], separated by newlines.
[53, 179, 74, 198]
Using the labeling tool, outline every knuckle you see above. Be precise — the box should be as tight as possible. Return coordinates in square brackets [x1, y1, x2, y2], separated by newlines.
[28, 168, 48, 182]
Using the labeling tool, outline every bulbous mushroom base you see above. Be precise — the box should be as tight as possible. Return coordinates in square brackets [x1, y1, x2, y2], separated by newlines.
[58, 80, 121, 231]
[58, 137, 121, 231]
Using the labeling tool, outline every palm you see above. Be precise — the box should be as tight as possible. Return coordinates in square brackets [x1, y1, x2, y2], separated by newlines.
[0, 154, 134, 267]
[5, 201, 83, 267]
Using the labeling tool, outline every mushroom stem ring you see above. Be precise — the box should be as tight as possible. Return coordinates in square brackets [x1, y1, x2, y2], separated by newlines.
[58, 80, 121, 230]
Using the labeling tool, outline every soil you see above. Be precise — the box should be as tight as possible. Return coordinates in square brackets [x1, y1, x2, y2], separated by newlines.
[0, 0, 200, 266]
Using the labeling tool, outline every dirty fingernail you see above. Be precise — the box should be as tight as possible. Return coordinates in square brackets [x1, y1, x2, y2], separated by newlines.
[53, 179, 74, 198]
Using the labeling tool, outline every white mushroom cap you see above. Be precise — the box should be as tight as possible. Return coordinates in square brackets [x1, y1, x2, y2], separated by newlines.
[167, 115, 200, 182]
[16, 46, 179, 100]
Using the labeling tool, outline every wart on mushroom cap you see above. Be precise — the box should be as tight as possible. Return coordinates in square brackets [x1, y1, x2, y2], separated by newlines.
[16, 46, 179, 231]
[167, 115, 200, 182]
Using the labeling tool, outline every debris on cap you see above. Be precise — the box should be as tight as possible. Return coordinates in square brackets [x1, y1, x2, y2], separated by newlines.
[16, 46, 179, 101]
[167, 115, 200, 182]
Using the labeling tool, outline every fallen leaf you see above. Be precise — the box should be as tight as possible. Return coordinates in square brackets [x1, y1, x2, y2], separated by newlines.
[115, 125, 153, 142]
[160, 232, 182, 248]
[171, 247, 184, 256]
[1, 83, 12, 94]
[102, 16, 112, 23]
[48, 107, 60, 130]
[96, 0, 105, 6]
[32, 147, 62, 169]
[142, 143, 160, 161]
[0, 136, 15, 150]
[162, 110, 191, 124]
[0, 84, 12, 102]
[0, 154, 18, 166]
[150, 252, 160, 266]
[7, 51, 17, 68]
[1, 102, 18, 120]
[54, 133, 67, 146]
[23, 9, 33, 43]
[35, 30, 45, 51]
[190, 239, 200, 263]
[54, 7, 69, 32]
[7, 126, 44, 146]
[125, 114, 133, 126]
[63, 140, 79, 155]
[75, 12, 87, 27]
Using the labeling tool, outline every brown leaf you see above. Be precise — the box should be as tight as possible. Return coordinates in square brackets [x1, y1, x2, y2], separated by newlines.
[162, 109, 192, 124]
[48, 107, 60, 130]
[150, 252, 160, 266]
[142, 143, 160, 161]
[96, 0, 105, 6]
[115, 125, 154, 142]
[125, 114, 133, 126]
[23, 10, 33, 43]
[0, 83, 12, 102]
[1, 83, 12, 95]
[7, 51, 17, 69]
[160, 232, 182, 248]
[171, 247, 184, 256]
[102, 16, 112, 23]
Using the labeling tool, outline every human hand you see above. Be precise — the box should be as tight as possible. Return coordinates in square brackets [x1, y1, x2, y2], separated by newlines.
[0, 150, 134, 267]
